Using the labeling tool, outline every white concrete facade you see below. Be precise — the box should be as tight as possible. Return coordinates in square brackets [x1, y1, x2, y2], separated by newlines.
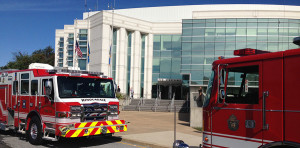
[55, 4, 300, 99]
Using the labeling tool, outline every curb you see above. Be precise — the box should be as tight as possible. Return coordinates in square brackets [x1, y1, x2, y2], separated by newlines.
[121, 137, 169, 148]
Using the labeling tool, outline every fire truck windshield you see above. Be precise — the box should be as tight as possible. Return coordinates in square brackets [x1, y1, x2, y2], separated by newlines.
[203, 71, 215, 107]
[57, 77, 115, 98]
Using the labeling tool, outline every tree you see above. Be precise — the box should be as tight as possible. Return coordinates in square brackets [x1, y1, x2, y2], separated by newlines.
[1, 46, 55, 70]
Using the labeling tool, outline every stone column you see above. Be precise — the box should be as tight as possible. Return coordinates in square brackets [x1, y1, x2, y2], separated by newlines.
[116, 28, 127, 93]
[131, 31, 141, 98]
[144, 34, 153, 99]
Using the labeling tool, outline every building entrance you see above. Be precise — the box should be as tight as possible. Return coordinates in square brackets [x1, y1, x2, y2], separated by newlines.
[157, 79, 182, 100]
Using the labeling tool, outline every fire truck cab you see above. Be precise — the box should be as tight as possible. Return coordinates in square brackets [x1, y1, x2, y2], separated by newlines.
[202, 47, 300, 148]
[0, 63, 127, 145]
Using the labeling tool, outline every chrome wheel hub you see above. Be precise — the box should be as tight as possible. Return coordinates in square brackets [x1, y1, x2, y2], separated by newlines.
[30, 123, 38, 140]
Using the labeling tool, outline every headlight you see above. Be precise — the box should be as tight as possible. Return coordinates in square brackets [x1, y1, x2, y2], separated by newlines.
[56, 112, 71, 118]
[70, 106, 81, 112]
[70, 113, 81, 117]
[109, 105, 118, 114]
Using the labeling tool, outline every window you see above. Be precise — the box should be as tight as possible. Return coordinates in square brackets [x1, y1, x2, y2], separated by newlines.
[13, 81, 18, 95]
[57, 77, 115, 98]
[21, 73, 29, 95]
[42, 79, 54, 99]
[31, 80, 38, 95]
[225, 65, 259, 104]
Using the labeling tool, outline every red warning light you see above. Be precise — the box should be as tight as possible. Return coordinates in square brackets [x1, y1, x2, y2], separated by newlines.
[234, 48, 270, 56]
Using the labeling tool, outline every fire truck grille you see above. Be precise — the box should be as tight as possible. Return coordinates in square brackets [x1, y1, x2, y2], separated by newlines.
[81, 104, 108, 122]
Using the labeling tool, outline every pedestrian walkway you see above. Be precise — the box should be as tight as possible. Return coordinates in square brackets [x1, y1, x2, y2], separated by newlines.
[115, 111, 203, 148]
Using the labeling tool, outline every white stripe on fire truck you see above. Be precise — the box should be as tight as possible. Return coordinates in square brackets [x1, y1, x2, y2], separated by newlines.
[203, 131, 274, 147]
[0, 101, 7, 116]
[14, 112, 27, 118]
[41, 115, 81, 124]
[204, 131, 274, 143]
[208, 134, 261, 148]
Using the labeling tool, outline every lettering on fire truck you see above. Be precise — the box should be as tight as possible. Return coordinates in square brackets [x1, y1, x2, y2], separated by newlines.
[0, 63, 127, 145]
[202, 45, 300, 148]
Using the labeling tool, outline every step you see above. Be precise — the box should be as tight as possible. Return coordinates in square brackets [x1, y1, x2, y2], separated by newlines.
[43, 136, 58, 141]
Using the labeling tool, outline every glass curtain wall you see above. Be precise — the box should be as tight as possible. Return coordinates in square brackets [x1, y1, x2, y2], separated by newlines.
[152, 35, 182, 98]
[182, 18, 300, 86]
[126, 31, 132, 95]
[58, 37, 64, 67]
[78, 29, 88, 70]
[67, 33, 74, 67]
[140, 35, 146, 98]
[112, 28, 117, 80]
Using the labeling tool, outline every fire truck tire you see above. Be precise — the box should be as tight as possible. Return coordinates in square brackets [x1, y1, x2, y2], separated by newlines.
[26, 116, 43, 145]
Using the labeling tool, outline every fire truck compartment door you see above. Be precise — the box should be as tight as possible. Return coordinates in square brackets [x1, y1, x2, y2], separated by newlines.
[262, 56, 284, 144]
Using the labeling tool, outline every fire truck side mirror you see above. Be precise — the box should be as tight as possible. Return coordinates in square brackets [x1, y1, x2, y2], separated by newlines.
[219, 89, 225, 100]
[45, 81, 53, 101]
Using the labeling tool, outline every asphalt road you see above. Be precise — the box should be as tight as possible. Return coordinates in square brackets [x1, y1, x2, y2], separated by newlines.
[0, 130, 147, 148]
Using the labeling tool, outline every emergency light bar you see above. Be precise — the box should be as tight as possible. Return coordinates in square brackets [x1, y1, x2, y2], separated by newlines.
[47, 68, 104, 77]
[234, 48, 270, 56]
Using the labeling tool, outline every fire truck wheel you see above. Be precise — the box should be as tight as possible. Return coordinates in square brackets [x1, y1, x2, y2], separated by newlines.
[27, 116, 43, 145]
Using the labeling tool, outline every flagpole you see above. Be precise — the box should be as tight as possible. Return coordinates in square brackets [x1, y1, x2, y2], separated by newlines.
[75, 18, 78, 69]
[86, 9, 90, 71]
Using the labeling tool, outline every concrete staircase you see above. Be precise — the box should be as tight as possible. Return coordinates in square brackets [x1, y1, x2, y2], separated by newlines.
[122, 99, 189, 112]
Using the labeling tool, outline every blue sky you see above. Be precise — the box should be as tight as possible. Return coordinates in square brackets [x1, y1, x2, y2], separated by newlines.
[1, 0, 300, 67]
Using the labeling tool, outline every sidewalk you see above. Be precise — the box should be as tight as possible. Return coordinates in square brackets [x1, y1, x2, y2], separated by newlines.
[115, 111, 203, 148]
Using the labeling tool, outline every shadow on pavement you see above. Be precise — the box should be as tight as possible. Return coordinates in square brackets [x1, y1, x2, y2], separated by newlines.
[178, 112, 190, 122]
[0, 130, 123, 148]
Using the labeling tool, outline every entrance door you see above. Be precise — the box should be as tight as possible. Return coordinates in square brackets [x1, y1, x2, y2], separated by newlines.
[261, 57, 283, 144]
[211, 62, 263, 148]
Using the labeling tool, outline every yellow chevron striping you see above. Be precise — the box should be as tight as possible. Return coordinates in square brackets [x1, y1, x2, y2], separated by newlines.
[78, 123, 87, 128]
[116, 120, 122, 124]
[111, 126, 119, 133]
[71, 129, 83, 137]
[83, 128, 95, 136]
[90, 122, 98, 127]
[96, 128, 101, 135]
[106, 121, 113, 125]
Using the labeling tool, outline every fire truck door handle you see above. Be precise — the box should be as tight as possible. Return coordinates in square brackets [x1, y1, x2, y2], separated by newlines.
[263, 91, 269, 130]
[39, 102, 41, 109]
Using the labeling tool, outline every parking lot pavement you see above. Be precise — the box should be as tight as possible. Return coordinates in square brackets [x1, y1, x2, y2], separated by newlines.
[0, 130, 148, 148]
[0, 111, 202, 148]
[116, 111, 203, 147]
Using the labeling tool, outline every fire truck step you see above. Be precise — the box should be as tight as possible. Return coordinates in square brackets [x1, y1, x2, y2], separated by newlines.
[45, 127, 56, 134]
[17, 130, 26, 134]
[42, 136, 58, 141]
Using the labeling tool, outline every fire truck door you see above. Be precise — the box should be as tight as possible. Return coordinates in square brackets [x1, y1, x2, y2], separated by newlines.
[18, 73, 31, 123]
[211, 64, 263, 148]
[40, 79, 55, 122]
[261, 58, 284, 144]
[0, 86, 8, 121]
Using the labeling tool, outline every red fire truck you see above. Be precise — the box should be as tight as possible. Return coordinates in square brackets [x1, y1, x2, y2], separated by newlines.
[202, 45, 300, 147]
[0, 63, 127, 145]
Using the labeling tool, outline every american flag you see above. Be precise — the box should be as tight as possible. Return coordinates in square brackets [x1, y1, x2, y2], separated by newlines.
[75, 40, 83, 58]
[88, 43, 90, 63]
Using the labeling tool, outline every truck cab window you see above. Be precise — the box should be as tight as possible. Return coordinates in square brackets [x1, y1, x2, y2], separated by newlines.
[31, 80, 38, 95]
[42, 79, 54, 98]
[20, 73, 29, 95]
[225, 65, 259, 104]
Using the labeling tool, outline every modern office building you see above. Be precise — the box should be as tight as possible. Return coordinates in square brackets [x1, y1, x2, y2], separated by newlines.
[55, 4, 300, 99]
